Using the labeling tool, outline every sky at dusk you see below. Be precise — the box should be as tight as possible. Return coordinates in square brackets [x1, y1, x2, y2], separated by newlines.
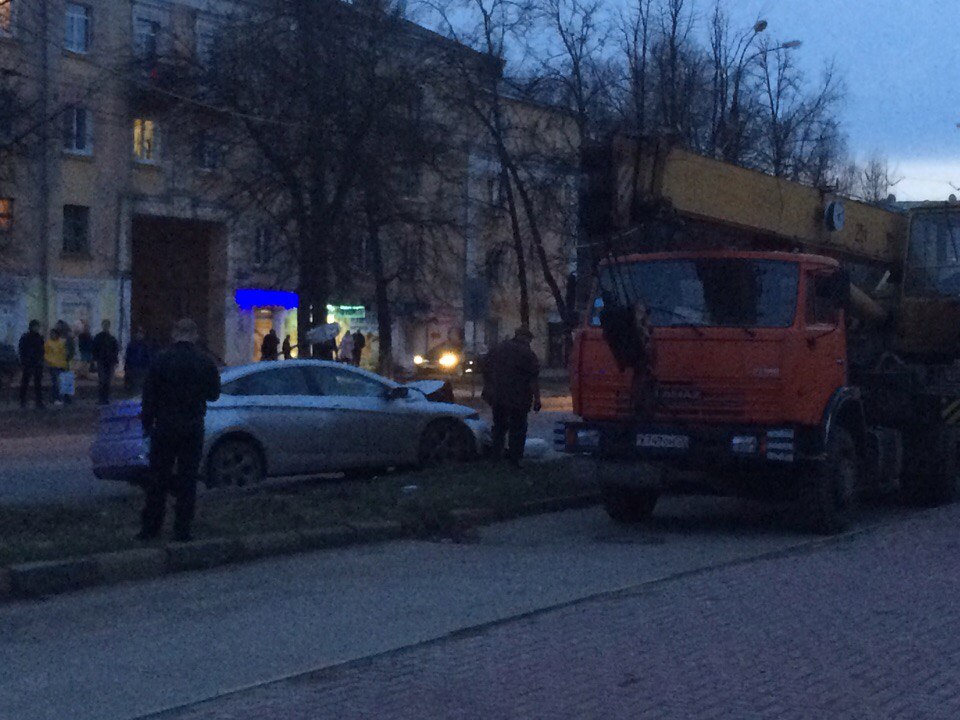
[722, 0, 960, 200]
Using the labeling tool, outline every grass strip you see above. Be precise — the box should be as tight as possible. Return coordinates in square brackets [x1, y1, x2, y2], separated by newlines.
[0, 459, 591, 566]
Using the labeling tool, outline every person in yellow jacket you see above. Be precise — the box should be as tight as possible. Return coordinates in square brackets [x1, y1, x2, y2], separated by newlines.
[44, 328, 69, 405]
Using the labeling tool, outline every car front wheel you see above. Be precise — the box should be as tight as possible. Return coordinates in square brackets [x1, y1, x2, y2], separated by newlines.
[418, 420, 475, 467]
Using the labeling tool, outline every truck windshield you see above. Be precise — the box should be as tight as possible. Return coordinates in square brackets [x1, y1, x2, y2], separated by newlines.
[905, 211, 960, 297]
[593, 258, 799, 328]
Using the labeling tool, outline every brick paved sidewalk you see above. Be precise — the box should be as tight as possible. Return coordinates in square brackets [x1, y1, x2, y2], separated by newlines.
[158, 505, 960, 720]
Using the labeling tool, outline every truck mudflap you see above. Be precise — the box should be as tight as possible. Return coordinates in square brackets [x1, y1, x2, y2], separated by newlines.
[557, 420, 818, 468]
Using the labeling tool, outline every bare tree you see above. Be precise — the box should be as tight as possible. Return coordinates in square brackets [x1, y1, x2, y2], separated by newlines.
[859, 154, 902, 202]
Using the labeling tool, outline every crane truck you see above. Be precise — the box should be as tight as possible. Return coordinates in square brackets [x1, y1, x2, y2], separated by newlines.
[561, 135, 960, 533]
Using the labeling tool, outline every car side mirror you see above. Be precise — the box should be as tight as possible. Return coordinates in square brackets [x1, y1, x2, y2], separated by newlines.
[386, 386, 410, 401]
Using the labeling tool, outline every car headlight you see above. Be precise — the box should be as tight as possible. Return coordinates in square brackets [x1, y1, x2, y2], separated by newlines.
[438, 352, 459, 368]
[413, 354, 425, 365]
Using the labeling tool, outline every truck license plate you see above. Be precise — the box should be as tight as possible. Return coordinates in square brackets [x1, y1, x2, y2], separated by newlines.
[636, 433, 690, 450]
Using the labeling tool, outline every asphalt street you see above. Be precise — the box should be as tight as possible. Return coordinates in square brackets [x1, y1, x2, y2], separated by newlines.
[2, 498, 915, 720]
[158, 502, 960, 720]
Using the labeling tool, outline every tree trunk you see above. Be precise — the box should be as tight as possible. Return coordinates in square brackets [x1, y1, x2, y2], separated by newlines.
[368, 218, 394, 377]
[500, 165, 530, 328]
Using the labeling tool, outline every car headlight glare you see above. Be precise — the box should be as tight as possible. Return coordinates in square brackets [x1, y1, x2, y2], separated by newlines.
[438, 352, 459, 368]
[413, 354, 425, 365]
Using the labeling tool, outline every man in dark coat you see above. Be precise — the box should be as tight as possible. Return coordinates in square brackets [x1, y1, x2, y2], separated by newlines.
[92, 320, 120, 405]
[352, 330, 366, 366]
[18, 320, 45, 409]
[260, 328, 280, 361]
[124, 327, 152, 393]
[139, 318, 221, 542]
[482, 326, 542, 467]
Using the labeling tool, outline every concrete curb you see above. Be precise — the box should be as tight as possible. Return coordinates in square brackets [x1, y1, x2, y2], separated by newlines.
[0, 495, 597, 602]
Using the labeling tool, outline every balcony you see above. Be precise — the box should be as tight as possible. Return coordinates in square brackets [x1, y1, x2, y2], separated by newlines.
[128, 53, 197, 112]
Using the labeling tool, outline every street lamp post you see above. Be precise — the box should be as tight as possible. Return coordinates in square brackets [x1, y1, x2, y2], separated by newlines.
[724, 34, 802, 162]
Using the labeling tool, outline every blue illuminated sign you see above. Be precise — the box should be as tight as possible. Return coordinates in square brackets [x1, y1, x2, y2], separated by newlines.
[234, 289, 299, 310]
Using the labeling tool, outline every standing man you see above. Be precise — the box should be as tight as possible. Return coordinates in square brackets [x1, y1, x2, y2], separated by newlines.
[124, 327, 152, 394]
[260, 328, 280, 361]
[139, 318, 221, 542]
[77, 321, 93, 380]
[92, 320, 119, 405]
[352, 330, 366, 367]
[282, 334, 294, 360]
[482, 326, 542, 467]
[18, 320, 45, 409]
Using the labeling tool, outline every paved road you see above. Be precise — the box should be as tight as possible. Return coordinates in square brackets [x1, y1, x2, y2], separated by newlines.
[0, 434, 136, 505]
[158, 502, 960, 720]
[0, 411, 574, 506]
[2, 497, 917, 720]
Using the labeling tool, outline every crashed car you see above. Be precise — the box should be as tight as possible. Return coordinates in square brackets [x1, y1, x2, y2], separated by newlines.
[91, 360, 490, 486]
[412, 345, 479, 378]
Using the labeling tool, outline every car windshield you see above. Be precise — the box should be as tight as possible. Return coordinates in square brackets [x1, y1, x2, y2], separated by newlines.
[593, 258, 799, 329]
[905, 211, 960, 297]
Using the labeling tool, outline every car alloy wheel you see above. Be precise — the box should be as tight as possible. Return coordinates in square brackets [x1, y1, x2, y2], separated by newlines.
[208, 438, 265, 487]
[419, 420, 474, 466]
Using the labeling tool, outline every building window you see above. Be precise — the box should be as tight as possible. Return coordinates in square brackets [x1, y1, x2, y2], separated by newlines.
[0, 91, 13, 144]
[62, 105, 93, 155]
[134, 16, 160, 60]
[0, 1, 13, 35]
[64, 4, 90, 53]
[196, 130, 221, 171]
[195, 19, 217, 69]
[0, 198, 13, 233]
[254, 226, 274, 267]
[62, 205, 90, 255]
[133, 118, 160, 163]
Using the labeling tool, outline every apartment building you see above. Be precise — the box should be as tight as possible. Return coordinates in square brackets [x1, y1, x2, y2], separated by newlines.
[0, 0, 577, 369]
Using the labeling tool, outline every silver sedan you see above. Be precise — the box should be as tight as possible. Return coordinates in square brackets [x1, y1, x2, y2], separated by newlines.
[91, 360, 489, 486]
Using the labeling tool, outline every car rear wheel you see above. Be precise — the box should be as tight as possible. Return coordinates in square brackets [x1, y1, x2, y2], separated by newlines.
[418, 420, 475, 467]
[207, 438, 265, 488]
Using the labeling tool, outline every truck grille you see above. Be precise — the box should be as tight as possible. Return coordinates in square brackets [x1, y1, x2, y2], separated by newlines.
[654, 383, 780, 423]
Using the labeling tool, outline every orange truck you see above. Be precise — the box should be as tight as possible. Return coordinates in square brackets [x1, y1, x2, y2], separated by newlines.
[561, 136, 960, 532]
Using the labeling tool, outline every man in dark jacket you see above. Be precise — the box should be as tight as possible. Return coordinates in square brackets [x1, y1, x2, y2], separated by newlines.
[482, 326, 542, 467]
[18, 320, 45, 409]
[139, 318, 221, 542]
[124, 327, 152, 393]
[92, 320, 120, 405]
[260, 328, 280, 361]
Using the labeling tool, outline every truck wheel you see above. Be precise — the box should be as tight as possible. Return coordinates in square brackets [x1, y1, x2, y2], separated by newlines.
[801, 426, 857, 535]
[602, 485, 659, 524]
[903, 426, 959, 506]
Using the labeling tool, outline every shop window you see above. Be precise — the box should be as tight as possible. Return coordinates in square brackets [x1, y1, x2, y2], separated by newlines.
[64, 3, 90, 53]
[0, 198, 13, 233]
[62, 106, 93, 155]
[133, 118, 160, 163]
[62, 205, 90, 255]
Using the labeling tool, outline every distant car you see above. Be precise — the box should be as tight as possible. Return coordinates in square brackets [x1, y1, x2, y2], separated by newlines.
[0, 343, 19, 389]
[412, 345, 479, 378]
[91, 360, 490, 486]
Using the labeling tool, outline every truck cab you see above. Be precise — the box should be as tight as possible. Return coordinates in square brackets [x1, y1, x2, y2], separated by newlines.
[565, 249, 871, 531]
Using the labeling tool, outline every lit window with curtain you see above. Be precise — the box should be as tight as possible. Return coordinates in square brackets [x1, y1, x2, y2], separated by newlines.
[133, 118, 160, 163]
